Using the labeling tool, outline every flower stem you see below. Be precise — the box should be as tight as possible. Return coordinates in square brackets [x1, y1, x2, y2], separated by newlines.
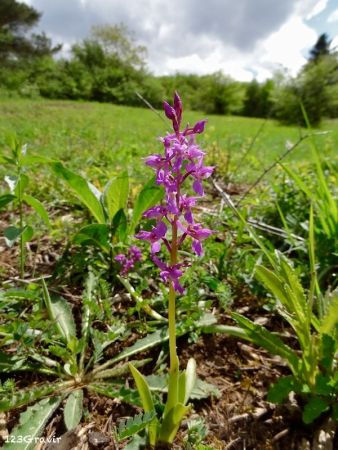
[168, 283, 178, 372]
[18, 169, 24, 279]
[169, 220, 178, 372]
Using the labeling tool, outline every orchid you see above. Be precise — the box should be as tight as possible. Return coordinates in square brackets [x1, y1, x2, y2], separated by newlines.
[136, 92, 214, 293]
[129, 92, 214, 446]
[115, 245, 142, 276]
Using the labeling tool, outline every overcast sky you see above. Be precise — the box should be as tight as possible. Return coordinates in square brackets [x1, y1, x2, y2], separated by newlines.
[22, 0, 338, 81]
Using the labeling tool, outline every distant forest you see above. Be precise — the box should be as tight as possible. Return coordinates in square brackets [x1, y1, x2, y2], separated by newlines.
[1, 0, 338, 126]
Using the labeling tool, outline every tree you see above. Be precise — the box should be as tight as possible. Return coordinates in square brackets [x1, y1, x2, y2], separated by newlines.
[91, 24, 147, 69]
[309, 33, 331, 62]
[68, 24, 150, 104]
[242, 79, 273, 118]
[0, 0, 60, 65]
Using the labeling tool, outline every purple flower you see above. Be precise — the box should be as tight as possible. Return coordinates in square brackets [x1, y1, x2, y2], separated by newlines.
[134, 92, 214, 293]
[152, 256, 184, 294]
[180, 223, 214, 256]
[115, 245, 142, 275]
[129, 245, 142, 261]
[179, 195, 196, 224]
[186, 160, 214, 196]
[143, 205, 167, 219]
[135, 221, 167, 253]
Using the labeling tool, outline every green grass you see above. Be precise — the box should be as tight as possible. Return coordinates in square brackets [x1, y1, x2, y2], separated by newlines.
[0, 98, 337, 201]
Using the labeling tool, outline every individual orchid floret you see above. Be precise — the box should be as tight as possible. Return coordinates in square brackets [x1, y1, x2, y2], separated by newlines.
[135, 221, 167, 253]
[186, 160, 214, 196]
[178, 222, 214, 256]
[143, 205, 167, 219]
[152, 256, 185, 294]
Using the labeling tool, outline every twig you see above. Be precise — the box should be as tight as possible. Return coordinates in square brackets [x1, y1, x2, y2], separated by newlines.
[236, 133, 311, 206]
[212, 178, 304, 241]
[224, 437, 242, 449]
[135, 91, 167, 126]
[233, 118, 268, 176]
[2, 274, 52, 285]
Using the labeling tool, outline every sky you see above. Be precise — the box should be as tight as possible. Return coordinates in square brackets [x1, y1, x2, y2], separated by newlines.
[22, 0, 338, 81]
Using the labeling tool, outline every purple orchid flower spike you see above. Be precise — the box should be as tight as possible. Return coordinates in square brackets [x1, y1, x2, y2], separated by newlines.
[133, 92, 214, 293]
[129, 94, 216, 445]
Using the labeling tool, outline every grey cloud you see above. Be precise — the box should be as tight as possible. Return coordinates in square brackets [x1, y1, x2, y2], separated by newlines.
[28, 0, 303, 69]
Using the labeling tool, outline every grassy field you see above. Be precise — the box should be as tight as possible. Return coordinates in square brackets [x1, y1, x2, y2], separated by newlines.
[1, 98, 337, 195]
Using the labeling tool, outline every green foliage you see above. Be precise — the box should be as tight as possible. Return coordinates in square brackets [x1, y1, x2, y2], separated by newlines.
[3, 397, 62, 450]
[282, 140, 337, 289]
[64, 390, 84, 430]
[233, 247, 338, 423]
[0, 138, 51, 277]
[118, 411, 157, 440]
[272, 48, 338, 126]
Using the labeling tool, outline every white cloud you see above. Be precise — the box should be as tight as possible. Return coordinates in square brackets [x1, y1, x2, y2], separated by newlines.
[257, 16, 317, 77]
[303, 0, 328, 19]
[328, 8, 338, 23]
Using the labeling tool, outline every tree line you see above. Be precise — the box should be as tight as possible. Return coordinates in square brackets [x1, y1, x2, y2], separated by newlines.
[1, 0, 337, 126]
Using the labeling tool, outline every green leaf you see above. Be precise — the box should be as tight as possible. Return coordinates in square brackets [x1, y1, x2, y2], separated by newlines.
[14, 174, 29, 197]
[129, 364, 155, 413]
[255, 265, 291, 310]
[87, 383, 141, 407]
[320, 293, 338, 337]
[314, 374, 333, 396]
[0, 381, 67, 412]
[124, 435, 147, 450]
[110, 328, 169, 365]
[144, 374, 220, 400]
[21, 225, 34, 244]
[21, 154, 55, 165]
[118, 411, 156, 440]
[200, 324, 247, 339]
[73, 224, 110, 252]
[0, 194, 16, 209]
[64, 389, 83, 430]
[130, 177, 164, 232]
[267, 376, 297, 403]
[159, 403, 190, 443]
[232, 312, 299, 374]
[129, 364, 157, 446]
[189, 378, 220, 400]
[52, 162, 105, 223]
[4, 226, 23, 245]
[184, 358, 197, 405]
[41, 280, 76, 344]
[112, 209, 128, 243]
[0, 352, 26, 373]
[103, 171, 129, 221]
[320, 334, 336, 371]
[302, 397, 329, 424]
[23, 194, 50, 227]
[3, 396, 62, 450]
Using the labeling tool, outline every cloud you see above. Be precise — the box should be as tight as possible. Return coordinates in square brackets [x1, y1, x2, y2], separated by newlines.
[302, 0, 328, 20]
[327, 8, 338, 23]
[22, 0, 327, 80]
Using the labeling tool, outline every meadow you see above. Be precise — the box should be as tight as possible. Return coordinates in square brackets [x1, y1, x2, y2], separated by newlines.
[0, 97, 337, 449]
